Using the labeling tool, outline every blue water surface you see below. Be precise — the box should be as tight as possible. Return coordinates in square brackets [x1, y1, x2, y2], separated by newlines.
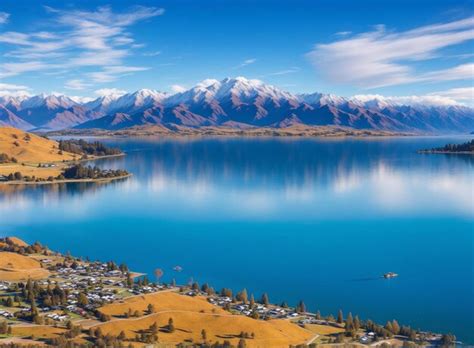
[1, 136, 473, 342]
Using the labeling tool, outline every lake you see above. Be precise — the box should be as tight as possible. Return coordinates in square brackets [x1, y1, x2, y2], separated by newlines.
[0, 136, 473, 343]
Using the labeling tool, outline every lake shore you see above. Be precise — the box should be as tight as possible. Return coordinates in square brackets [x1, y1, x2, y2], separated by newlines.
[0, 236, 453, 347]
[0, 173, 132, 185]
[418, 150, 474, 155]
[45, 125, 415, 138]
[0, 153, 128, 186]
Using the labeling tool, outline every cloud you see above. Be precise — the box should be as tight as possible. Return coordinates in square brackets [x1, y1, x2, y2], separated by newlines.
[94, 88, 127, 96]
[170, 84, 187, 93]
[0, 82, 31, 96]
[233, 58, 257, 69]
[307, 16, 474, 88]
[0, 5, 163, 83]
[88, 65, 149, 83]
[143, 51, 161, 57]
[428, 87, 474, 102]
[266, 67, 300, 76]
[351, 93, 465, 107]
[335, 31, 351, 36]
[64, 79, 90, 90]
[0, 12, 10, 24]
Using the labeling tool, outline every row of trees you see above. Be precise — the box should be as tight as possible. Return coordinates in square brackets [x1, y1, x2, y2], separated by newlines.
[62, 164, 128, 180]
[429, 139, 474, 152]
[58, 139, 122, 157]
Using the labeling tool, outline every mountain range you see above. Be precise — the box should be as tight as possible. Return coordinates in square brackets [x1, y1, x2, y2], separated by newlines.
[1, 77, 473, 133]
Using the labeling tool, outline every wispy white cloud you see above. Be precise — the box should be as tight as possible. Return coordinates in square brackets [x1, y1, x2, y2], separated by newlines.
[170, 84, 187, 93]
[307, 17, 474, 88]
[335, 31, 351, 36]
[233, 58, 257, 69]
[351, 92, 469, 107]
[88, 65, 149, 83]
[0, 12, 9, 24]
[266, 67, 300, 76]
[428, 86, 474, 103]
[94, 88, 127, 96]
[143, 51, 161, 57]
[64, 79, 90, 90]
[0, 5, 164, 84]
[0, 82, 31, 97]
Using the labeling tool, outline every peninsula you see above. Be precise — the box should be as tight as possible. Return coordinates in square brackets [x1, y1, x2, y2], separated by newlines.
[0, 127, 130, 185]
[0, 237, 457, 347]
[419, 140, 474, 155]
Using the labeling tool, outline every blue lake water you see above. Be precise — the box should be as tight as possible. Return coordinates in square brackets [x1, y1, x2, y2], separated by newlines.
[0, 136, 473, 343]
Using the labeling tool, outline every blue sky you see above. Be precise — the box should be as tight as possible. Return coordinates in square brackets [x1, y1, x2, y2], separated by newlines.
[0, 0, 473, 103]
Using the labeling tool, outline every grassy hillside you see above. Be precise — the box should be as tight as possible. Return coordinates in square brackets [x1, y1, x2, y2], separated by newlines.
[0, 126, 77, 163]
[0, 126, 78, 180]
[96, 292, 314, 347]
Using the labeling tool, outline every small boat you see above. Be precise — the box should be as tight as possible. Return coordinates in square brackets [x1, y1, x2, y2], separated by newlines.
[383, 272, 398, 279]
[173, 265, 183, 272]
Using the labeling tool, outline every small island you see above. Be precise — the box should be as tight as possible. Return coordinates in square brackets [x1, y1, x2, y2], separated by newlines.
[0, 236, 458, 347]
[0, 126, 130, 185]
[419, 139, 474, 155]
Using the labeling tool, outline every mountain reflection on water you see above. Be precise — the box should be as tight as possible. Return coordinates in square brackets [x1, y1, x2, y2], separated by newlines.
[1, 136, 472, 220]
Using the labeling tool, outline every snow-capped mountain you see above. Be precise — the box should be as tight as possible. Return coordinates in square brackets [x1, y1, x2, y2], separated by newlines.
[0, 77, 472, 133]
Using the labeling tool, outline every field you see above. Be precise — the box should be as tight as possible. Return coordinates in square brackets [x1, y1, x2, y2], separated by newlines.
[99, 292, 228, 317]
[97, 292, 314, 347]
[11, 325, 67, 339]
[0, 251, 50, 281]
[303, 323, 345, 335]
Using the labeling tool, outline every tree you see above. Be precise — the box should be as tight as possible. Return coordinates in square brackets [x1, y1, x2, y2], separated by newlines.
[296, 300, 306, 313]
[261, 293, 269, 306]
[168, 317, 175, 332]
[385, 321, 394, 335]
[354, 315, 361, 330]
[78, 293, 89, 306]
[345, 312, 354, 332]
[337, 310, 344, 324]
[201, 329, 207, 341]
[154, 268, 164, 283]
[237, 289, 248, 304]
[149, 323, 158, 334]
[118, 331, 126, 340]
[391, 320, 400, 335]
[315, 310, 321, 320]
[238, 338, 247, 348]
[249, 294, 255, 308]
[147, 303, 155, 314]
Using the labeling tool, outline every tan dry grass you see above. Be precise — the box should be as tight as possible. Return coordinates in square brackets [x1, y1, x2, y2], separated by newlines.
[11, 325, 67, 339]
[96, 311, 313, 347]
[303, 323, 345, 335]
[99, 292, 228, 317]
[0, 251, 50, 281]
[0, 126, 76, 163]
[97, 292, 313, 347]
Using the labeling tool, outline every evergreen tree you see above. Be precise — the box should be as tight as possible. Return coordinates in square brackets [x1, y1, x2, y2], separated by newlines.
[261, 293, 269, 306]
[337, 310, 344, 324]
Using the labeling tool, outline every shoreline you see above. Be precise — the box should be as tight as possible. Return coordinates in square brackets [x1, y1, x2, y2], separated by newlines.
[418, 150, 474, 155]
[44, 126, 417, 139]
[0, 173, 132, 186]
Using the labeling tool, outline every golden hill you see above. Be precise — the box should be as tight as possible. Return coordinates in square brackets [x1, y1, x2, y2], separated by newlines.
[0, 251, 50, 281]
[97, 292, 314, 347]
[0, 126, 76, 163]
[0, 126, 79, 179]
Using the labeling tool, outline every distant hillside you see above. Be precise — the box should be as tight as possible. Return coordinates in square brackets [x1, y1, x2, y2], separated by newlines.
[1, 77, 473, 133]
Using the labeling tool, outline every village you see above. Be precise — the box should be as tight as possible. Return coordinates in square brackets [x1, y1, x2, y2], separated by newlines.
[0, 237, 456, 347]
